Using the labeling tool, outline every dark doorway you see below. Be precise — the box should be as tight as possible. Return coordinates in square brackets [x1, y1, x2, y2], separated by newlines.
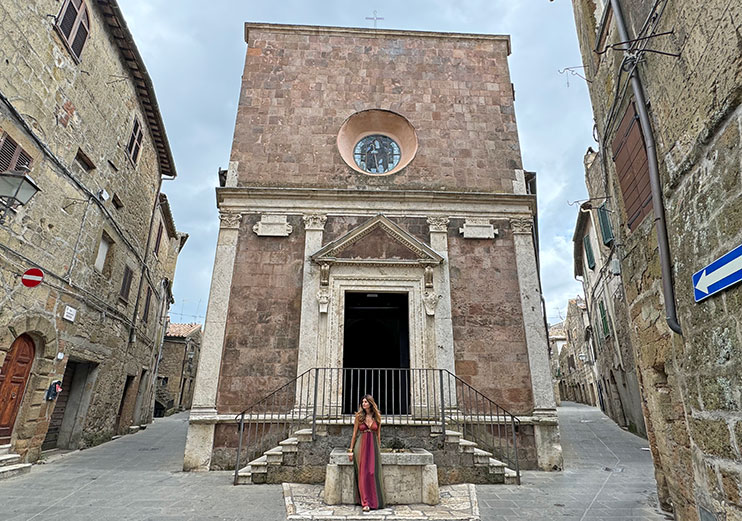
[342, 292, 409, 415]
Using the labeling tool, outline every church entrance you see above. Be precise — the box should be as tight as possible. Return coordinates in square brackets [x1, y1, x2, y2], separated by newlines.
[342, 292, 410, 415]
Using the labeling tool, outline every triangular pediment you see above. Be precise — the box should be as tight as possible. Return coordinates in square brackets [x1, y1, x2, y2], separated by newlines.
[311, 215, 443, 267]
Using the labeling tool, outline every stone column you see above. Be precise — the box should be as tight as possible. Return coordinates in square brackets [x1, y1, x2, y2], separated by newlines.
[183, 211, 241, 471]
[297, 214, 327, 374]
[427, 217, 455, 375]
[510, 217, 563, 471]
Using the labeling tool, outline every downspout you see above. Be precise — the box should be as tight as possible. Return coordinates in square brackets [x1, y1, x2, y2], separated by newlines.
[608, 0, 682, 335]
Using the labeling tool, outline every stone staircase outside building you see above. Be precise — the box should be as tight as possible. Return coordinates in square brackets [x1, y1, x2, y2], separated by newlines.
[0, 443, 31, 481]
[235, 424, 518, 487]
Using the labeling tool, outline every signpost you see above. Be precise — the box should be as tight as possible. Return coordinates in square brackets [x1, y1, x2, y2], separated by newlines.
[693, 244, 742, 303]
[21, 268, 44, 288]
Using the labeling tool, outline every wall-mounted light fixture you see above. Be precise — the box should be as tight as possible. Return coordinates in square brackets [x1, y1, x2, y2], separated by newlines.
[0, 166, 40, 224]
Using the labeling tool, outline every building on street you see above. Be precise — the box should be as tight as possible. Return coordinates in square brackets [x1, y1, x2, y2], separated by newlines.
[155, 322, 202, 417]
[547, 322, 566, 406]
[557, 297, 598, 407]
[0, 0, 185, 466]
[570, 0, 742, 518]
[185, 22, 562, 477]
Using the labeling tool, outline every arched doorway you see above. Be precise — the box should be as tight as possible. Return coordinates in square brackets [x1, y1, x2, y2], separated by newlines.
[0, 334, 35, 444]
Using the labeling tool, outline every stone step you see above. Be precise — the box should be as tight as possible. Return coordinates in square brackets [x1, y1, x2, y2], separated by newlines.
[0, 444, 10, 456]
[472, 448, 493, 465]
[235, 466, 252, 485]
[458, 439, 478, 453]
[294, 429, 313, 443]
[279, 437, 298, 453]
[0, 454, 21, 467]
[504, 467, 518, 484]
[0, 463, 31, 481]
[248, 455, 268, 473]
[265, 446, 283, 464]
[487, 458, 506, 474]
[444, 430, 462, 443]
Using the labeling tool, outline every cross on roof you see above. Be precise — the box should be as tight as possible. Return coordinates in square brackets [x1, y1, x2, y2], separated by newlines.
[365, 10, 384, 29]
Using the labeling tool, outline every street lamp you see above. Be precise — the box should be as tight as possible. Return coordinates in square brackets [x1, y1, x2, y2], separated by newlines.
[0, 167, 40, 224]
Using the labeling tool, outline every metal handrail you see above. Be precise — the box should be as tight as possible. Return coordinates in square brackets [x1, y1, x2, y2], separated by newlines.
[233, 367, 521, 485]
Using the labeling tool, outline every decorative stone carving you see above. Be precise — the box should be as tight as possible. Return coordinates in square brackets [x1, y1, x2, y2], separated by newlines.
[424, 266, 434, 289]
[510, 217, 533, 235]
[426, 216, 449, 233]
[422, 291, 441, 316]
[252, 214, 292, 236]
[303, 214, 327, 231]
[459, 218, 498, 239]
[218, 212, 242, 229]
[319, 263, 330, 287]
[317, 288, 330, 314]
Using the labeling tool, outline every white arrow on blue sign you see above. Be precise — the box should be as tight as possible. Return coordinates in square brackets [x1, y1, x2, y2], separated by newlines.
[693, 243, 742, 303]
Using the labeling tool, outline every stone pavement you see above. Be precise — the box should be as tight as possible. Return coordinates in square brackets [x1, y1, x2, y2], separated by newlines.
[477, 402, 671, 521]
[0, 403, 671, 520]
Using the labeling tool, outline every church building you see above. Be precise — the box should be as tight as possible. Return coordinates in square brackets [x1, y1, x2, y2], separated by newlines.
[184, 23, 562, 477]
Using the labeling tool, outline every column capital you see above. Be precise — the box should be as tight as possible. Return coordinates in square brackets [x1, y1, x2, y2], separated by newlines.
[427, 216, 449, 233]
[218, 211, 242, 229]
[303, 213, 328, 231]
[510, 217, 533, 235]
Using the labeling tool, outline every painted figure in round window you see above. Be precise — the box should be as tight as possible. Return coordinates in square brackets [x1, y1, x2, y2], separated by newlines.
[353, 135, 401, 174]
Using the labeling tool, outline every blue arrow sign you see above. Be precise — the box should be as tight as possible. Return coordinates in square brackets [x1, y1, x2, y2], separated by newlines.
[693, 244, 742, 303]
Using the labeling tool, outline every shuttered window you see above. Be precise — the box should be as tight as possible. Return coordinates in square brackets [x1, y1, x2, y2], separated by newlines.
[142, 286, 152, 323]
[612, 103, 652, 230]
[126, 118, 144, 165]
[153, 223, 163, 256]
[0, 133, 33, 173]
[120, 265, 133, 302]
[597, 203, 614, 245]
[56, 0, 90, 61]
[599, 300, 610, 338]
[583, 235, 596, 270]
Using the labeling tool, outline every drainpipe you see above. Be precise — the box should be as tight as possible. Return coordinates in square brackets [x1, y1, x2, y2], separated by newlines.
[608, 0, 682, 335]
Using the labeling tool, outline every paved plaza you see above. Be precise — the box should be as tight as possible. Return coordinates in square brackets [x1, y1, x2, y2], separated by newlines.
[0, 403, 670, 520]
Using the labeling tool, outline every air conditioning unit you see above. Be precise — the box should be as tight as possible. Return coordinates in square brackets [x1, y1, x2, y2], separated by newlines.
[610, 258, 621, 275]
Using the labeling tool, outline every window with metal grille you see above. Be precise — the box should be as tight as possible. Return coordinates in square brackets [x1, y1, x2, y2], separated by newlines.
[120, 265, 133, 302]
[612, 103, 652, 230]
[0, 133, 33, 173]
[153, 222, 163, 256]
[583, 235, 596, 270]
[55, 0, 90, 61]
[126, 118, 144, 165]
[597, 203, 614, 245]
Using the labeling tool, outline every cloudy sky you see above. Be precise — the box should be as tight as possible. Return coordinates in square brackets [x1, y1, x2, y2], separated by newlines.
[118, 0, 594, 326]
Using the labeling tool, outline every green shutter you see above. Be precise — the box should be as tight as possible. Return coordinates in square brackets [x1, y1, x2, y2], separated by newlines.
[583, 235, 596, 270]
[599, 300, 609, 338]
[598, 203, 614, 245]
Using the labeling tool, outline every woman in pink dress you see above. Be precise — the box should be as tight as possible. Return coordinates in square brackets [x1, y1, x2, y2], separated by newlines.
[348, 394, 386, 511]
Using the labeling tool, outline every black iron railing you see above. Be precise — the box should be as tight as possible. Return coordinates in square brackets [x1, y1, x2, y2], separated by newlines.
[233, 368, 520, 484]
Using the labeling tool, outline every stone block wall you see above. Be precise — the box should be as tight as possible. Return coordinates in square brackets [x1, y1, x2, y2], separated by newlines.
[570, 0, 742, 518]
[233, 24, 519, 193]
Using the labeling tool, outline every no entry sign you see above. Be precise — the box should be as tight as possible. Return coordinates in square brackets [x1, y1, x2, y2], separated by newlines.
[21, 268, 44, 288]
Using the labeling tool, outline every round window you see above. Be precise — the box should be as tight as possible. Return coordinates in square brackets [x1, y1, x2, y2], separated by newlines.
[353, 135, 401, 174]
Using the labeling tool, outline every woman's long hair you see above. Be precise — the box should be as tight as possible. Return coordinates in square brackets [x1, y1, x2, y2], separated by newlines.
[355, 394, 381, 425]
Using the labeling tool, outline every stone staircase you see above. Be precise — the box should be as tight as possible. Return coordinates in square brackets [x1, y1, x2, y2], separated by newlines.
[236, 426, 517, 486]
[0, 444, 31, 481]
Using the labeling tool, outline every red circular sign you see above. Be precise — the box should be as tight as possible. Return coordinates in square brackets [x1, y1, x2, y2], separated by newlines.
[22, 268, 44, 288]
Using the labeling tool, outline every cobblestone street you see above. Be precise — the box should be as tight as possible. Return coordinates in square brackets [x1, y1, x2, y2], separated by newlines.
[0, 403, 670, 520]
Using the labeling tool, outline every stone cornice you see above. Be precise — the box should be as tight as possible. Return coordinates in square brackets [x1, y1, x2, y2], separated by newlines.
[216, 187, 536, 219]
[245, 23, 511, 55]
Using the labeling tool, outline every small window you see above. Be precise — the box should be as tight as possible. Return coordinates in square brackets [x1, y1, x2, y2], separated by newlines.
[597, 203, 614, 245]
[0, 133, 33, 173]
[142, 286, 152, 323]
[153, 223, 163, 256]
[112, 194, 124, 210]
[120, 265, 133, 302]
[583, 235, 596, 270]
[75, 148, 95, 172]
[95, 233, 113, 273]
[126, 118, 144, 165]
[56, 0, 90, 61]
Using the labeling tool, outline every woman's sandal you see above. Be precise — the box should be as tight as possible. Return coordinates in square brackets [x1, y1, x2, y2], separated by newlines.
[362, 506, 370, 512]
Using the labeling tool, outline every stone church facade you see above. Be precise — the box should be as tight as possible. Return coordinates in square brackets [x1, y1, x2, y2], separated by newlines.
[185, 23, 561, 474]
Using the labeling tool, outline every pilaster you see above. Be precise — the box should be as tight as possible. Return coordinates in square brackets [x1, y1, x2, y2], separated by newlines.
[297, 214, 327, 373]
[427, 217, 455, 375]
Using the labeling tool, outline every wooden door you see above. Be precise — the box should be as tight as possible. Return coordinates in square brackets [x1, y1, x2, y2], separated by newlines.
[0, 334, 35, 444]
